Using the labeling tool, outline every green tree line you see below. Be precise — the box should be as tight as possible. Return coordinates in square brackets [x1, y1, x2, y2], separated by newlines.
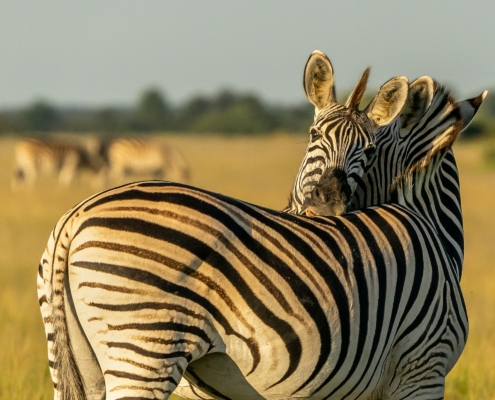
[0, 88, 313, 135]
[0, 87, 493, 136]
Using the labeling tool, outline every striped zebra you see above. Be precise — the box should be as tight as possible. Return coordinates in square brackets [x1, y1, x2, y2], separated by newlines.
[37, 52, 419, 400]
[12, 137, 105, 189]
[37, 90, 480, 399]
[102, 138, 190, 185]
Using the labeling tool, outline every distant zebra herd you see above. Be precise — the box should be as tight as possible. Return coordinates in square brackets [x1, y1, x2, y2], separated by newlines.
[12, 137, 190, 189]
[37, 50, 486, 399]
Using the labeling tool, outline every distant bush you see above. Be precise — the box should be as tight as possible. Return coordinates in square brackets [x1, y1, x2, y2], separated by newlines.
[2, 86, 494, 136]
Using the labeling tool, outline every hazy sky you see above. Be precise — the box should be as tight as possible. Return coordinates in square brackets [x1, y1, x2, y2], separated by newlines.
[0, 1, 493, 108]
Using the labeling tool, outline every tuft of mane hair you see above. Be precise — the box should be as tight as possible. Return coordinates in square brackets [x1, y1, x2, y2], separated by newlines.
[391, 99, 463, 195]
[345, 67, 371, 110]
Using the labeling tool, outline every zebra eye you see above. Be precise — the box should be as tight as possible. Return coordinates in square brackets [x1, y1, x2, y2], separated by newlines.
[310, 129, 321, 142]
[364, 142, 376, 155]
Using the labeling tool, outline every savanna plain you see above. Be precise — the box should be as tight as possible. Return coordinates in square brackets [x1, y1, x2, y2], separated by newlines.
[1, 133, 494, 399]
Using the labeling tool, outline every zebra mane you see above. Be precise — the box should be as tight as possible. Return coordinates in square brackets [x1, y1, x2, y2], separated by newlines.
[391, 86, 487, 197]
[390, 103, 463, 195]
[345, 67, 371, 110]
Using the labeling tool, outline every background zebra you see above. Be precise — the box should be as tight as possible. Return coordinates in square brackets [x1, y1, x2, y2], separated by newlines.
[101, 137, 190, 186]
[37, 90, 478, 398]
[11, 137, 105, 189]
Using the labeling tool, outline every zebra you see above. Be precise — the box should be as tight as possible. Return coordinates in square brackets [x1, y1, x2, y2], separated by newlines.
[284, 51, 409, 216]
[102, 138, 190, 186]
[37, 88, 481, 399]
[37, 52, 418, 400]
[11, 137, 105, 189]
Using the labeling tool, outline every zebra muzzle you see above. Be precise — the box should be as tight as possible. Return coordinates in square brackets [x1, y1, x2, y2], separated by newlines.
[302, 168, 351, 217]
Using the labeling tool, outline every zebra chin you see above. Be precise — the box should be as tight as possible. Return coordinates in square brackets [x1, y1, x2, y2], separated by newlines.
[302, 167, 351, 217]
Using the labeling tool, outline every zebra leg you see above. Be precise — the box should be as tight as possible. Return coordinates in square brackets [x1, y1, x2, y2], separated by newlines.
[68, 281, 207, 399]
[12, 165, 37, 189]
[11, 167, 25, 190]
[152, 167, 165, 180]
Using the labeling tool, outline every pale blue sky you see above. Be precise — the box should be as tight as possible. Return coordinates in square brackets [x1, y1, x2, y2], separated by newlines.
[0, 1, 493, 107]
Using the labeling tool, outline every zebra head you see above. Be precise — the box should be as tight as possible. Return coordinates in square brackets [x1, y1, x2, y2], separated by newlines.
[287, 50, 409, 216]
[306, 77, 487, 217]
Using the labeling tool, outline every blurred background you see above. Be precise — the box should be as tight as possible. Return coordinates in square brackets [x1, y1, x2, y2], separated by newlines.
[1, 1, 494, 398]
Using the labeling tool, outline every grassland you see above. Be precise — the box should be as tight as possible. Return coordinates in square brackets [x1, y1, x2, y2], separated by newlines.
[0, 133, 494, 399]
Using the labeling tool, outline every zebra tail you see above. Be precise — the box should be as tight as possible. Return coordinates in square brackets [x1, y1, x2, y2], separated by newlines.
[42, 213, 86, 400]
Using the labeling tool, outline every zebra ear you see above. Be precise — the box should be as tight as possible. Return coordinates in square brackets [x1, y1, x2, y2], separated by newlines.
[365, 76, 409, 128]
[458, 90, 488, 132]
[401, 76, 434, 129]
[303, 50, 337, 115]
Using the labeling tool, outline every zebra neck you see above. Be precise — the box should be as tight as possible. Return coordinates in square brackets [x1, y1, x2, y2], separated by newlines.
[391, 149, 464, 278]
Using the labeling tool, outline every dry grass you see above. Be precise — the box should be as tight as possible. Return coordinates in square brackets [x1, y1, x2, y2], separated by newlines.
[0, 134, 494, 399]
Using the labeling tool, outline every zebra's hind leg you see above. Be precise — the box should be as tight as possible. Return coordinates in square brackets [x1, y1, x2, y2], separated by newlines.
[101, 355, 189, 400]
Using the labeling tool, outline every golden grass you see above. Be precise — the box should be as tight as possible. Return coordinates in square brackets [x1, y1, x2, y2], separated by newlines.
[0, 134, 494, 399]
